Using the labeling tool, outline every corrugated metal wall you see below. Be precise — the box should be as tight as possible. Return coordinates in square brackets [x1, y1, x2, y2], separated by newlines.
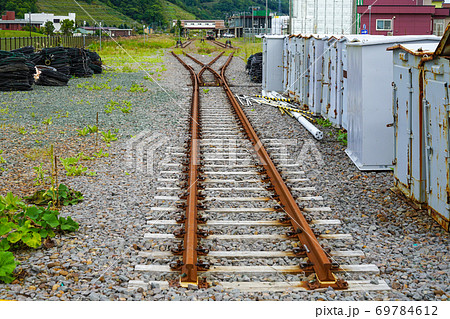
[291, 0, 357, 34]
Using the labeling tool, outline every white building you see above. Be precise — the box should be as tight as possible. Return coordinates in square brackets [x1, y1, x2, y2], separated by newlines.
[24, 12, 76, 32]
[291, 0, 356, 34]
[271, 16, 289, 35]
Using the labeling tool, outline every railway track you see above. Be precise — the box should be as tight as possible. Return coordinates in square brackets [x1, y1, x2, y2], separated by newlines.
[128, 51, 389, 293]
[181, 41, 192, 48]
[209, 39, 232, 49]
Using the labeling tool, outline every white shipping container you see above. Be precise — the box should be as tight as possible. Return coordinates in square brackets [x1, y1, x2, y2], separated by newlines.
[262, 35, 285, 92]
[345, 36, 441, 171]
[308, 36, 326, 115]
[291, 0, 355, 35]
[390, 37, 450, 231]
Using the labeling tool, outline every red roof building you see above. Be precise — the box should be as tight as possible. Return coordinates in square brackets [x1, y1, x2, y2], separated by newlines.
[357, 0, 449, 36]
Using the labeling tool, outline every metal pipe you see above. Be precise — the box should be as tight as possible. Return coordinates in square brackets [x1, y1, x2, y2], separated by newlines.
[292, 111, 323, 140]
[268, 91, 323, 140]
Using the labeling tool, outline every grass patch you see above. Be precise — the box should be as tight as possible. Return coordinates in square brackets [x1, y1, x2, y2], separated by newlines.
[0, 30, 45, 38]
[233, 38, 263, 60]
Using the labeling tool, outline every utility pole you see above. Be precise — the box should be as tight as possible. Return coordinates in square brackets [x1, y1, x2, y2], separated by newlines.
[265, 0, 268, 34]
[249, 6, 259, 42]
[289, 0, 292, 34]
[28, 12, 32, 37]
[99, 21, 102, 50]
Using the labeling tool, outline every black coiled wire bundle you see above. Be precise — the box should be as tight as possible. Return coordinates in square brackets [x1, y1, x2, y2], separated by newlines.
[30, 47, 70, 75]
[247, 52, 263, 83]
[0, 50, 35, 91]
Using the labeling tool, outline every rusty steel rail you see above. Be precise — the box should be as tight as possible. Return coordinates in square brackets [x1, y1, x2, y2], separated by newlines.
[172, 51, 348, 290]
[170, 51, 204, 287]
[184, 52, 223, 86]
[181, 40, 192, 48]
[209, 39, 233, 49]
[219, 53, 348, 290]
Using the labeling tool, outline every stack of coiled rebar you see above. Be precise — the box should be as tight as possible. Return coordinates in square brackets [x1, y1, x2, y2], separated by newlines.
[0, 50, 35, 91]
[0, 46, 103, 90]
[66, 47, 94, 77]
[30, 47, 70, 75]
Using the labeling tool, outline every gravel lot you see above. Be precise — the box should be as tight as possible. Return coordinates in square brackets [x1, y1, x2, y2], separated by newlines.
[0, 47, 448, 301]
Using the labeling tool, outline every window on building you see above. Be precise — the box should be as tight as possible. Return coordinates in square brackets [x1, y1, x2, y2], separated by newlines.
[53, 19, 60, 23]
[376, 19, 392, 31]
[433, 19, 445, 36]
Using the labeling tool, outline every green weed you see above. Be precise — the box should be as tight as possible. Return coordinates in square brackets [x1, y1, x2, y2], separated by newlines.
[33, 164, 50, 186]
[316, 118, 333, 127]
[337, 130, 347, 146]
[128, 83, 148, 93]
[100, 130, 118, 144]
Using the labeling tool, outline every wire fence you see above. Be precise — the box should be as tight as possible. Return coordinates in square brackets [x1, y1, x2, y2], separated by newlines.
[0, 35, 97, 51]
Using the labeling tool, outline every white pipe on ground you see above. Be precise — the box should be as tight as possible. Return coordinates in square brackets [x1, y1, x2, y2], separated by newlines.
[291, 111, 323, 140]
[267, 91, 323, 140]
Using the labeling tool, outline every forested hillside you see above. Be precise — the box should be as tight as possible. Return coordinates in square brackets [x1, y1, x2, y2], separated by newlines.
[0, 0, 37, 18]
[97, 0, 289, 24]
[1, 0, 289, 26]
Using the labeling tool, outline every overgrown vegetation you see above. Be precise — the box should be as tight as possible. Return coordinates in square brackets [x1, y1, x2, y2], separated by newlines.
[337, 130, 347, 146]
[316, 118, 333, 128]
[0, 190, 80, 283]
[60, 153, 96, 176]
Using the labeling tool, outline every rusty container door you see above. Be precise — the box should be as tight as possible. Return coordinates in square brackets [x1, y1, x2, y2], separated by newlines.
[340, 39, 349, 130]
[423, 60, 450, 231]
[307, 37, 316, 113]
[300, 36, 311, 108]
[393, 63, 414, 196]
[294, 37, 302, 102]
[328, 40, 340, 126]
[262, 35, 285, 92]
[310, 36, 325, 115]
[321, 37, 337, 120]
[283, 36, 290, 92]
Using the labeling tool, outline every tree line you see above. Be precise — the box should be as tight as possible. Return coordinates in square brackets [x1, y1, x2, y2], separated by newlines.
[1, 0, 290, 29]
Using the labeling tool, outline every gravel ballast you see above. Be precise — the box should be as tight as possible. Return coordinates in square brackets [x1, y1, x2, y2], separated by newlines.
[0, 48, 448, 301]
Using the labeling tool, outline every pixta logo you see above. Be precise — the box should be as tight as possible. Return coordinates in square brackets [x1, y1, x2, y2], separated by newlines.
[124, 131, 170, 176]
